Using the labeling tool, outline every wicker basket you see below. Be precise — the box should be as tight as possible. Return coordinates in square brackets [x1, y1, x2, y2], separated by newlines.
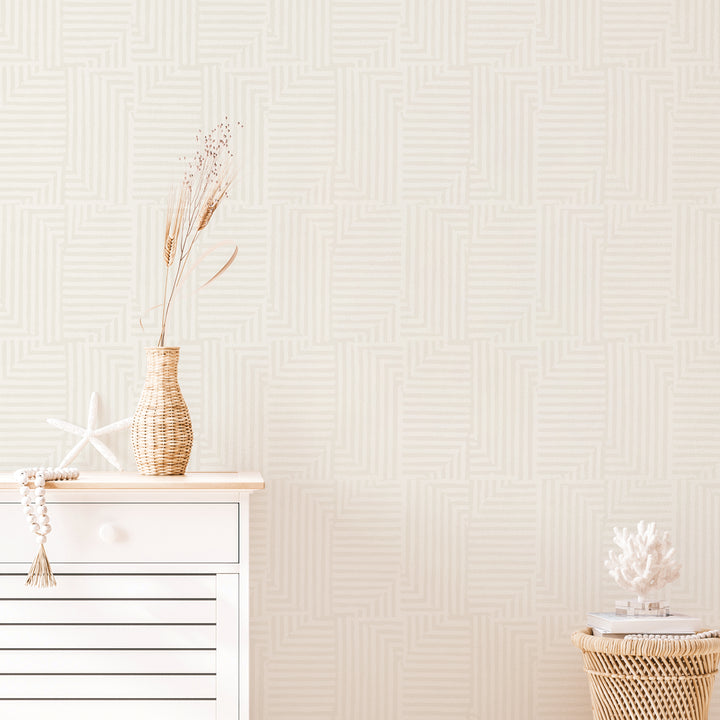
[572, 627, 720, 720]
[131, 347, 193, 475]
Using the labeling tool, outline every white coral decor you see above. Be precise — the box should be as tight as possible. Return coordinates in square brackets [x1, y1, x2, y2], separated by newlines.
[605, 521, 681, 602]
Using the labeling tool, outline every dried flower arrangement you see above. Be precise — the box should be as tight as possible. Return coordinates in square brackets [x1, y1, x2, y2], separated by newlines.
[155, 119, 240, 346]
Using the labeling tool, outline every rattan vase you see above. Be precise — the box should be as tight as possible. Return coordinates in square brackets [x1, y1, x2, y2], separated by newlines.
[131, 347, 193, 475]
[572, 627, 720, 720]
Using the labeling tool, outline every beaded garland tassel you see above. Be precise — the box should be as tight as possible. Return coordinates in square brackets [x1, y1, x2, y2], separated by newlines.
[15, 467, 79, 587]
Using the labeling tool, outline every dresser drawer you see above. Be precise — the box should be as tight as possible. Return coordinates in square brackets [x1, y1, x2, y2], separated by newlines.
[0, 503, 239, 564]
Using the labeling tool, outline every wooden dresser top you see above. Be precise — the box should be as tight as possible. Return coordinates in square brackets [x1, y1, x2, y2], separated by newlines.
[0, 471, 264, 491]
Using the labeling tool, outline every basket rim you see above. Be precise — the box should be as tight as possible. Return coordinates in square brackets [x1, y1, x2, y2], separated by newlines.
[572, 627, 720, 658]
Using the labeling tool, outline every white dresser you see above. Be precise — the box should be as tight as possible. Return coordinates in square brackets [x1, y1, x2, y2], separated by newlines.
[0, 471, 263, 720]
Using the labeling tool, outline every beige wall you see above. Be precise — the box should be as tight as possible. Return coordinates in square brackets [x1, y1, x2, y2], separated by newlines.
[1, 1, 720, 717]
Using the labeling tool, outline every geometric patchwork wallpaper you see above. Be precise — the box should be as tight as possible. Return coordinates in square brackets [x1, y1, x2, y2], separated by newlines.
[1, 1, 720, 717]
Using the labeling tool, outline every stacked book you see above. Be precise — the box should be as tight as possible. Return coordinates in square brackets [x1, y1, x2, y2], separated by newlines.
[588, 612, 703, 639]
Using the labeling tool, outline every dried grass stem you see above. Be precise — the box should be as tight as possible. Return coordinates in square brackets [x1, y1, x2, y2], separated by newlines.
[156, 120, 238, 347]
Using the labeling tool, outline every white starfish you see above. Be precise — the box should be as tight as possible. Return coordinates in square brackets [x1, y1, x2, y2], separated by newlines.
[47, 392, 132, 470]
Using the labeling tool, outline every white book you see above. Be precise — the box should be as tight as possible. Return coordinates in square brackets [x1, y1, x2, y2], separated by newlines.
[587, 612, 703, 635]
[591, 630, 629, 638]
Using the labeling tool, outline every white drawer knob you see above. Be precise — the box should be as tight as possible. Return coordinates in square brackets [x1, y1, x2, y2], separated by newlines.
[98, 523, 120, 543]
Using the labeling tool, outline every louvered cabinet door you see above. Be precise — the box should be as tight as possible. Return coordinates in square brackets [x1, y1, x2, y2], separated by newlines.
[0, 574, 240, 720]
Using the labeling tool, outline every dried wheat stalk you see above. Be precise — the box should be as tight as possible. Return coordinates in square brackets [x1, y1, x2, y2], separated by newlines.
[157, 119, 240, 347]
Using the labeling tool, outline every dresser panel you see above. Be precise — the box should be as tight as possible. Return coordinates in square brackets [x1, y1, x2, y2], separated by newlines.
[0, 623, 215, 649]
[0, 573, 216, 598]
[0, 599, 215, 623]
[0, 674, 215, 698]
[0, 700, 216, 720]
[0, 503, 239, 564]
[0, 649, 215, 673]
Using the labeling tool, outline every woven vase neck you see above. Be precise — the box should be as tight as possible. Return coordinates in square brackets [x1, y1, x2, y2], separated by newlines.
[145, 346, 180, 374]
[145, 347, 180, 383]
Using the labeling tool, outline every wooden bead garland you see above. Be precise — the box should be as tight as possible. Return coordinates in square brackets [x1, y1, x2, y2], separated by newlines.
[625, 629, 720, 640]
[15, 467, 79, 587]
